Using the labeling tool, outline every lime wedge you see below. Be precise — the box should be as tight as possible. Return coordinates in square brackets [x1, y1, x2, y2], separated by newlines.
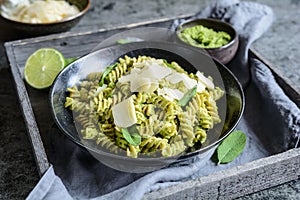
[24, 48, 66, 89]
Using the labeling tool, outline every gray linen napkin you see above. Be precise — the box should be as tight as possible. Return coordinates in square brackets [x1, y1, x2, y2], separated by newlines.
[26, 0, 300, 199]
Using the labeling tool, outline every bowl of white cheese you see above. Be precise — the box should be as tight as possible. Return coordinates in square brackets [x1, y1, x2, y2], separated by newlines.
[0, 0, 90, 35]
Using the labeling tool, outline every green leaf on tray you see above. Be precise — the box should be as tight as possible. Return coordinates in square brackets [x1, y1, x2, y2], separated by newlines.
[216, 130, 246, 164]
[99, 63, 118, 86]
[122, 127, 141, 146]
[177, 86, 197, 106]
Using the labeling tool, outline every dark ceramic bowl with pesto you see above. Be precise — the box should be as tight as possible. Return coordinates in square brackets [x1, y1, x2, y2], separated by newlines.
[175, 18, 239, 65]
[0, 0, 90, 36]
[50, 41, 244, 173]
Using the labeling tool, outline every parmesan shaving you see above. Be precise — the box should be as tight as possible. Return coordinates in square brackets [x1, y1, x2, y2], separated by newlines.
[196, 71, 215, 89]
[112, 97, 137, 128]
[2, 0, 80, 24]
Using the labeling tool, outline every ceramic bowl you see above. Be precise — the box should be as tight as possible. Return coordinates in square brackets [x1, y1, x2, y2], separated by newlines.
[0, 0, 90, 36]
[175, 18, 239, 64]
[49, 41, 244, 173]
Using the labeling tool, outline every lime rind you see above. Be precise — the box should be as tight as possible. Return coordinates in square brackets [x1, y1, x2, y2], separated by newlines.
[24, 48, 66, 89]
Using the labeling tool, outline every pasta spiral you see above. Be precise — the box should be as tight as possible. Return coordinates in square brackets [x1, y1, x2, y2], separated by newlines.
[162, 135, 186, 157]
[178, 112, 195, 147]
[140, 137, 168, 153]
[65, 56, 224, 158]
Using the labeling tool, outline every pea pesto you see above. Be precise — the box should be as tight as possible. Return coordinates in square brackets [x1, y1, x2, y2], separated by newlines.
[178, 25, 231, 48]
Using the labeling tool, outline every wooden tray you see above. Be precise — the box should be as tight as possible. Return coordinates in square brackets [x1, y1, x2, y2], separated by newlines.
[5, 17, 300, 199]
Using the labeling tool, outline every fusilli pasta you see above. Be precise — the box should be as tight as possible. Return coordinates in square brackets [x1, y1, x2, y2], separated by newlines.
[65, 56, 224, 158]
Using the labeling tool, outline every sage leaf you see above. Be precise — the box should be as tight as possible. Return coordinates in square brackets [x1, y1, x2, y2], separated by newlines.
[217, 130, 246, 164]
[177, 86, 197, 106]
[122, 128, 141, 146]
[99, 63, 118, 86]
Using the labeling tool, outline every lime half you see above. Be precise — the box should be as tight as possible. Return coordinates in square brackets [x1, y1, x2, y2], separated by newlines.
[24, 48, 66, 89]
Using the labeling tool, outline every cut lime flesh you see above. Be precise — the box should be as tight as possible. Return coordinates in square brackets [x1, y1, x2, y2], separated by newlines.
[24, 48, 66, 89]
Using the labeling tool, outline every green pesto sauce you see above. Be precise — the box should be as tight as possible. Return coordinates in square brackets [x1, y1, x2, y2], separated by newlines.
[178, 25, 231, 48]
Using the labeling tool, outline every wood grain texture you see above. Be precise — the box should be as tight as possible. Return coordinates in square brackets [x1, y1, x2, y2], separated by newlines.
[144, 148, 300, 199]
[5, 44, 50, 176]
[4, 17, 300, 199]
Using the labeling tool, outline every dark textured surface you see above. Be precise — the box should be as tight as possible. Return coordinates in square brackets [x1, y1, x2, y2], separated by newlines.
[0, 0, 299, 199]
[0, 68, 40, 199]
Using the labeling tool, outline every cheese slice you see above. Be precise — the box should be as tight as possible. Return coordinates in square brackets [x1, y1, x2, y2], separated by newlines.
[119, 60, 173, 93]
[196, 71, 214, 89]
[157, 88, 184, 101]
[157, 88, 173, 101]
[112, 97, 137, 128]
[165, 72, 197, 89]
[130, 77, 151, 92]
[196, 81, 206, 93]
[148, 82, 159, 93]
[130, 77, 159, 93]
[165, 72, 184, 84]
[181, 74, 198, 89]
[163, 88, 184, 100]
[118, 74, 133, 83]
[140, 61, 173, 80]
[118, 68, 141, 83]
[162, 94, 174, 102]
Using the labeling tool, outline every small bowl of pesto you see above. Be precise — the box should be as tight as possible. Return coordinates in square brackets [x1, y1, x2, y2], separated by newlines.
[176, 18, 239, 64]
[0, 0, 90, 36]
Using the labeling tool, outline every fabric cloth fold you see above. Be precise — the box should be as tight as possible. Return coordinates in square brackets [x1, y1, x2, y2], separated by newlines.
[26, 0, 300, 199]
[26, 165, 72, 200]
[250, 59, 300, 149]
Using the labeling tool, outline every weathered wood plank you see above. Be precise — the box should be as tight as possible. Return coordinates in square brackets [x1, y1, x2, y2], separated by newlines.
[144, 148, 300, 199]
[10, 20, 176, 71]
[5, 43, 50, 176]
